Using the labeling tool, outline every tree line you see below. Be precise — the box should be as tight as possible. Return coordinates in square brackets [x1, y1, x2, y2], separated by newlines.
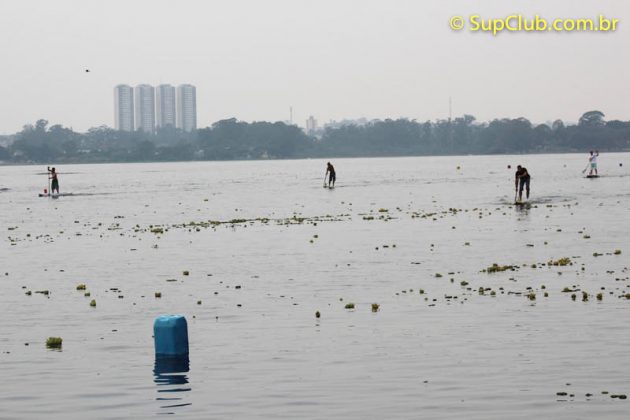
[1, 111, 628, 164]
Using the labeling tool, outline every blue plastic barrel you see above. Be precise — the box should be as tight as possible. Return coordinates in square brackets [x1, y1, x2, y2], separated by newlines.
[154, 315, 189, 357]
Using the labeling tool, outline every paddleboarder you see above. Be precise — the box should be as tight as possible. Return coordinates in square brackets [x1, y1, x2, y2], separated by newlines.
[325, 162, 336, 188]
[48, 167, 59, 194]
[514, 165, 530, 202]
[588, 150, 599, 176]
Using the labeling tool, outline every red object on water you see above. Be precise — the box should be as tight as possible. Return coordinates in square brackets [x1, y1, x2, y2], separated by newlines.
[44, 189, 48, 194]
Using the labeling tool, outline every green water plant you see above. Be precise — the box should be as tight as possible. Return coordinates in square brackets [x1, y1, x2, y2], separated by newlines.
[76, 284, 86, 290]
[371, 303, 380, 312]
[46, 337, 62, 349]
[548, 257, 571, 266]
[344, 303, 355, 309]
[485, 264, 515, 273]
[89, 299, 96, 307]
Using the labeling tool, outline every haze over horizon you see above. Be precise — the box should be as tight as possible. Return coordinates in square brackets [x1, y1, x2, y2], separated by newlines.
[1, 0, 628, 134]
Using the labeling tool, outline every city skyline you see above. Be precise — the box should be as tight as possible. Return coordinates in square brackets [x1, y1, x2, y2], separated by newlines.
[114, 83, 197, 133]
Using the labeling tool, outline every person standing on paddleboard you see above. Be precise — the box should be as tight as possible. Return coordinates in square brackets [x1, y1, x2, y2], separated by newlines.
[48, 167, 59, 194]
[326, 162, 336, 188]
[515, 165, 530, 202]
[588, 150, 599, 176]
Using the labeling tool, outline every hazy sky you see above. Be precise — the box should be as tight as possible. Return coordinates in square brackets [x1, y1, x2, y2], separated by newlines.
[0, 0, 628, 133]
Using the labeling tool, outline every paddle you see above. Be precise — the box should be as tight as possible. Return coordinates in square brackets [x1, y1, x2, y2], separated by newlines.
[323, 172, 327, 188]
[46, 166, 51, 195]
[581, 162, 589, 174]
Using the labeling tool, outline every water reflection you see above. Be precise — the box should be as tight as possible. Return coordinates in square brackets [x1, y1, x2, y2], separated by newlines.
[154, 356, 191, 413]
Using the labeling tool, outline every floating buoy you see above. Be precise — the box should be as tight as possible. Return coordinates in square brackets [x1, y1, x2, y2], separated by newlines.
[154, 315, 189, 358]
[507, 165, 511, 169]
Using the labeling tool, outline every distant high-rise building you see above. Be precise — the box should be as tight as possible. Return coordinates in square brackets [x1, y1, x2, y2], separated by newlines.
[134, 84, 155, 133]
[155, 84, 176, 129]
[177, 84, 197, 132]
[306, 115, 318, 134]
[114, 85, 134, 131]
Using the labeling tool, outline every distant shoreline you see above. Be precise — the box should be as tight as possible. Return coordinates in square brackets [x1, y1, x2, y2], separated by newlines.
[2, 149, 628, 168]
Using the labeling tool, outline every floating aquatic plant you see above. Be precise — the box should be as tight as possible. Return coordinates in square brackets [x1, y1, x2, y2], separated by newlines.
[183, 270, 190, 276]
[371, 303, 380, 312]
[46, 337, 62, 349]
[548, 257, 571, 266]
[485, 264, 515, 273]
[155, 292, 162, 298]
[90, 299, 96, 307]
[315, 311, 320, 318]
[614, 249, 622, 255]
[76, 284, 86, 290]
[344, 303, 355, 309]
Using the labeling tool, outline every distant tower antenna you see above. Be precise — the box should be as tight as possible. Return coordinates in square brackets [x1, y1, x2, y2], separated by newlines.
[290, 106, 293, 125]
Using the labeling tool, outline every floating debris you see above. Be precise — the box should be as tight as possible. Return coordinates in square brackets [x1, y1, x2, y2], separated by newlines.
[371, 303, 380, 312]
[344, 303, 355, 309]
[46, 337, 62, 349]
[485, 264, 516, 273]
[548, 257, 571, 266]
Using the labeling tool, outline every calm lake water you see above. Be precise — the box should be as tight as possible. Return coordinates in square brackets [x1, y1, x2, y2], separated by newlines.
[1, 154, 629, 419]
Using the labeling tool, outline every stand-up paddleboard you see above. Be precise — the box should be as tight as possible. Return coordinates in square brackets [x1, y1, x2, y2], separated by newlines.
[586, 175, 599, 178]
[38, 192, 73, 198]
[514, 200, 528, 206]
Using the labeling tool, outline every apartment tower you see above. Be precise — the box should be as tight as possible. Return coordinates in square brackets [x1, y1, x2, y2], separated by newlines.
[155, 84, 176, 129]
[134, 84, 155, 133]
[176, 84, 197, 132]
[113, 84, 134, 131]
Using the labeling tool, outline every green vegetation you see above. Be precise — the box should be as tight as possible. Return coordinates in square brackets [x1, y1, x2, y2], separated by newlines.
[548, 257, 571, 266]
[46, 337, 63, 349]
[3, 111, 630, 164]
[485, 264, 515, 273]
[344, 303, 355, 309]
